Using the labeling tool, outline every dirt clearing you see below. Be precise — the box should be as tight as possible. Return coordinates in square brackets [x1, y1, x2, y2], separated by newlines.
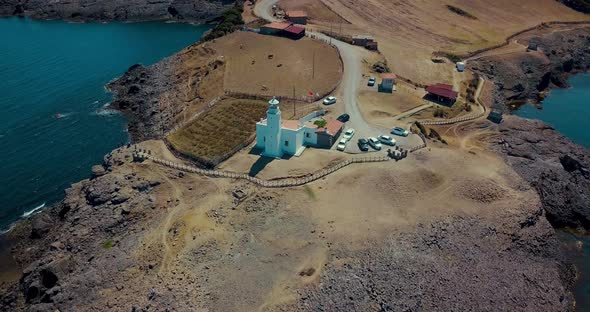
[213, 31, 342, 98]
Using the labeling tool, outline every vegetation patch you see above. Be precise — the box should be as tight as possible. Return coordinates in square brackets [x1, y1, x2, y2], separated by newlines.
[441, 52, 462, 63]
[446, 5, 477, 20]
[372, 61, 390, 73]
[102, 239, 114, 249]
[313, 119, 327, 128]
[167, 99, 268, 166]
[202, 4, 244, 41]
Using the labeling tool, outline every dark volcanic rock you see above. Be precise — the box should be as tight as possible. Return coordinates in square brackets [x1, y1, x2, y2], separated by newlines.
[558, 0, 590, 13]
[297, 213, 574, 312]
[470, 27, 590, 111]
[495, 115, 590, 229]
[0, 147, 161, 311]
[0, 0, 237, 23]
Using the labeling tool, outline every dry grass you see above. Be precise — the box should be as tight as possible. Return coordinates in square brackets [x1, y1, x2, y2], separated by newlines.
[318, 0, 589, 84]
[211, 31, 342, 98]
[167, 99, 267, 163]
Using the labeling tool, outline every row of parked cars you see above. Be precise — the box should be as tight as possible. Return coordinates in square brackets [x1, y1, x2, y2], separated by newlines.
[337, 127, 409, 152]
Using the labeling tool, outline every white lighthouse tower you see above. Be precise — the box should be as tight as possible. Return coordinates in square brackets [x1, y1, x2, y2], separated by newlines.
[256, 97, 283, 158]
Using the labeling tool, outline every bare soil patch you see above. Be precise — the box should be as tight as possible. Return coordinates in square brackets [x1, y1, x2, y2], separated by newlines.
[213, 31, 342, 98]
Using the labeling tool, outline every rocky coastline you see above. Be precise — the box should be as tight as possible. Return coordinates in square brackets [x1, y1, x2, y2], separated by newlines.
[470, 26, 590, 231]
[0, 0, 236, 23]
[0, 9, 589, 312]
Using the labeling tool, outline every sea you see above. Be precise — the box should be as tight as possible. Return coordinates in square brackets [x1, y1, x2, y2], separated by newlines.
[0, 17, 212, 231]
[516, 73, 590, 311]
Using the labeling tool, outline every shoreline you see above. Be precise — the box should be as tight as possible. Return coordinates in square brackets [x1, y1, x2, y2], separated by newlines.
[0, 4, 589, 310]
[0, 16, 211, 234]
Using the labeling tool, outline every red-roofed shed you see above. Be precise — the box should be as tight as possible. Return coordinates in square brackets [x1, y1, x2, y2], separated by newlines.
[316, 119, 343, 147]
[426, 83, 458, 104]
[283, 25, 306, 40]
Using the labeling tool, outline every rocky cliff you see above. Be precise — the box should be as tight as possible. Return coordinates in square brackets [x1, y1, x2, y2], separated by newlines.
[470, 27, 590, 230]
[0, 0, 237, 22]
[470, 27, 590, 111]
[494, 116, 590, 229]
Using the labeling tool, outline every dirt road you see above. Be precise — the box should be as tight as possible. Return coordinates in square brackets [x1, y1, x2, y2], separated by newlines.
[254, 0, 422, 151]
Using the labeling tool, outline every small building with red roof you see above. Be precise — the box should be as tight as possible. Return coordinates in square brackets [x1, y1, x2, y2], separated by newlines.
[425, 83, 458, 105]
[286, 10, 308, 25]
[379, 73, 397, 93]
[260, 22, 291, 35]
[283, 25, 306, 40]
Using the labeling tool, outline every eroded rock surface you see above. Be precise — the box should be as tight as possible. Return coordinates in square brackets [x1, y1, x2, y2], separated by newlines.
[0, 0, 236, 23]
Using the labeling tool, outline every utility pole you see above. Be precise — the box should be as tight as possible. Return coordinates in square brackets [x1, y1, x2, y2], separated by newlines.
[293, 86, 296, 117]
[312, 51, 315, 80]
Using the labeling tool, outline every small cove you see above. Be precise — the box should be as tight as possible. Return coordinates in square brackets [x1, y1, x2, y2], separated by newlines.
[0, 17, 211, 230]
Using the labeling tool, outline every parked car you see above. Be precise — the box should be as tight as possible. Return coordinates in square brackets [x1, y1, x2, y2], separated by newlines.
[391, 127, 409, 137]
[337, 113, 350, 123]
[336, 139, 347, 151]
[368, 137, 382, 150]
[368, 77, 376, 87]
[378, 135, 396, 146]
[323, 96, 337, 105]
[357, 138, 369, 151]
[343, 128, 355, 141]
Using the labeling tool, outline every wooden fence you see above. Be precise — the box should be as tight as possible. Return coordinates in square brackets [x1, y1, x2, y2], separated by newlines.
[420, 109, 486, 126]
[134, 150, 396, 188]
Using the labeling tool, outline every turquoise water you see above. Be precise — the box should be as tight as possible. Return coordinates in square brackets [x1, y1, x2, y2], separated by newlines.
[0, 17, 211, 230]
[517, 74, 590, 311]
[516, 73, 590, 149]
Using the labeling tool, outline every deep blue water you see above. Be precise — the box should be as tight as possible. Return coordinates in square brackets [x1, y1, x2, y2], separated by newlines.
[516, 73, 590, 149]
[516, 74, 590, 311]
[0, 17, 211, 230]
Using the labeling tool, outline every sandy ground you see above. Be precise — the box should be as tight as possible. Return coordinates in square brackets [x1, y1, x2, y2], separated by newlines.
[119, 117, 537, 311]
[213, 31, 342, 98]
[218, 146, 347, 179]
[357, 82, 428, 128]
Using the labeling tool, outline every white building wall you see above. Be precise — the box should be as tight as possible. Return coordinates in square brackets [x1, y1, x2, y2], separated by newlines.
[303, 126, 318, 146]
[265, 107, 282, 158]
[255, 123, 266, 149]
[280, 128, 302, 155]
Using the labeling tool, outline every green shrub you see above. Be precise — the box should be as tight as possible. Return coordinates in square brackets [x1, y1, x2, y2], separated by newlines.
[102, 239, 114, 249]
[313, 119, 327, 128]
[202, 4, 245, 42]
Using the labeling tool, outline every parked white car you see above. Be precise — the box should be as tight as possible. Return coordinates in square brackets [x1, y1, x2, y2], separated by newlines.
[323, 96, 337, 105]
[368, 137, 382, 150]
[336, 139, 347, 151]
[343, 128, 355, 141]
[391, 127, 409, 137]
[378, 135, 396, 146]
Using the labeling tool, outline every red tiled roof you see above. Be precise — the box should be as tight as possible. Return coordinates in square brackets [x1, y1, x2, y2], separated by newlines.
[286, 10, 308, 18]
[426, 83, 458, 100]
[381, 73, 397, 80]
[284, 25, 305, 35]
[316, 119, 343, 136]
[282, 120, 301, 130]
[262, 22, 291, 30]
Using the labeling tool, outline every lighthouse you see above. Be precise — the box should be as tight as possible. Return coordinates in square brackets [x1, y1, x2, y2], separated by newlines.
[256, 97, 283, 158]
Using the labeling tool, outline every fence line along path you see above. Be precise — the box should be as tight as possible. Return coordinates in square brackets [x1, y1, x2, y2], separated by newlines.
[134, 150, 402, 188]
